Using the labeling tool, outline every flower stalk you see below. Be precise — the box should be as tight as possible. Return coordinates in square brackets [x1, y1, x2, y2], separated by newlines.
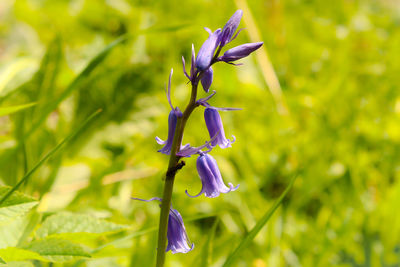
[156, 76, 200, 267]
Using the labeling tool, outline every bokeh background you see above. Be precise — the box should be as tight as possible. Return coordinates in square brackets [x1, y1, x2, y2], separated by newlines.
[1, 0, 400, 266]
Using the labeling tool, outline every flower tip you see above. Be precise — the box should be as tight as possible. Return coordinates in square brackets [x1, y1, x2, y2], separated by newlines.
[228, 183, 240, 192]
[185, 189, 202, 198]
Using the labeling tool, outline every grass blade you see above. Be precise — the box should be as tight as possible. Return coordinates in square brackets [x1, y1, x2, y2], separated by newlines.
[0, 102, 36, 117]
[200, 217, 219, 267]
[0, 109, 102, 205]
[26, 35, 128, 138]
[222, 174, 298, 267]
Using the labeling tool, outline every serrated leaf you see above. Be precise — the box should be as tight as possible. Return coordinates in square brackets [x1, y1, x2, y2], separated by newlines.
[0, 103, 36, 117]
[24, 238, 91, 262]
[0, 186, 37, 223]
[36, 212, 126, 239]
[0, 247, 47, 262]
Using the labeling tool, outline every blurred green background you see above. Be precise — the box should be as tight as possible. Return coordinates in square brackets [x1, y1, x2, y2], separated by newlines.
[1, 0, 400, 266]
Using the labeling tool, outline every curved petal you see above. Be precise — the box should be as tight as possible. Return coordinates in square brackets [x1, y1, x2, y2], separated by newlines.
[185, 189, 204, 198]
[156, 136, 166, 145]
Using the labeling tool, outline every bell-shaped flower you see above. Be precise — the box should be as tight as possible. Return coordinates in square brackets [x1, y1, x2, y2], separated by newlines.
[156, 69, 189, 154]
[204, 107, 235, 149]
[200, 67, 213, 93]
[195, 28, 221, 71]
[219, 42, 263, 63]
[220, 10, 243, 47]
[185, 153, 239, 198]
[156, 110, 181, 154]
[132, 197, 194, 254]
[166, 206, 194, 253]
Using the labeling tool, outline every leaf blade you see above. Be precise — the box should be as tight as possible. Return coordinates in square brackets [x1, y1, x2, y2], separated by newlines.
[0, 109, 102, 205]
[0, 103, 36, 117]
[222, 174, 297, 267]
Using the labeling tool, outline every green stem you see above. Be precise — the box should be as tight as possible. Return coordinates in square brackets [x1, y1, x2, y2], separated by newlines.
[155, 77, 199, 267]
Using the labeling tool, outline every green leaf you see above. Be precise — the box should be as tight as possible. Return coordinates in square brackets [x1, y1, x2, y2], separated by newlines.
[0, 247, 47, 262]
[0, 213, 33, 249]
[0, 109, 102, 206]
[0, 257, 5, 264]
[0, 186, 37, 223]
[24, 238, 91, 262]
[4, 262, 34, 267]
[37, 212, 127, 239]
[222, 175, 297, 267]
[0, 103, 36, 117]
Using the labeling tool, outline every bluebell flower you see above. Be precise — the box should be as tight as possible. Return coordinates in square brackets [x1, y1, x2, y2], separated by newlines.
[196, 28, 221, 71]
[166, 206, 194, 253]
[156, 69, 189, 154]
[201, 67, 213, 93]
[220, 10, 243, 47]
[218, 42, 263, 63]
[131, 197, 194, 254]
[186, 153, 239, 198]
[204, 107, 235, 149]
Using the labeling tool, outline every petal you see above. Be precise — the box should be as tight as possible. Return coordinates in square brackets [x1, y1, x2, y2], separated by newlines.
[185, 188, 204, 198]
[155, 136, 166, 145]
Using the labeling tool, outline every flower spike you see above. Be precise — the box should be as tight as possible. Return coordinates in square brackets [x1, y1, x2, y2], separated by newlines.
[185, 153, 239, 198]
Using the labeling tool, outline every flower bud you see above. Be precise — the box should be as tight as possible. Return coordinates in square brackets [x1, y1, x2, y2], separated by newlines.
[219, 42, 263, 62]
[195, 28, 221, 71]
[201, 67, 213, 93]
[220, 10, 243, 47]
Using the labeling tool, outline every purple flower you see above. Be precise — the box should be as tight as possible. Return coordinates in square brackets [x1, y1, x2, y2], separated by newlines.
[167, 206, 194, 253]
[204, 107, 235, 149]
[196, 28, 221, 71]
[156, 69, 189, 154]
[200, 67, 213, 93]
[132, 197, 194, 254]
[220, 10, 243, 47]
[186, 153, 239, 198]
[219, 42, 263, 62]
[156, 110, 181, 154]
